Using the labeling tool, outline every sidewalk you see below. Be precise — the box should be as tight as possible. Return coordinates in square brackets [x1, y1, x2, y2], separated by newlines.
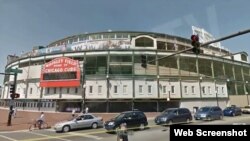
[0, 108, 159, 132]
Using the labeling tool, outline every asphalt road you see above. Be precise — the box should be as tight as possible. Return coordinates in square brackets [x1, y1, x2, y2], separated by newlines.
[0, 115, 250, 141]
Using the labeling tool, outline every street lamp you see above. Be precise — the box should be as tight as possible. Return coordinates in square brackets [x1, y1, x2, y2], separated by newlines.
[82, 84, 86, 112]
[215, 80, 219, 106]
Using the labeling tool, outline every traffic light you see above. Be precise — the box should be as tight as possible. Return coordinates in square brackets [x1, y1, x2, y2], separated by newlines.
[11, 93, 20, 99]
[141, 55, 147, 68]
[191, 35, 200, 54]
[9, 84, 18, 99]
[9, 84, 15, 95]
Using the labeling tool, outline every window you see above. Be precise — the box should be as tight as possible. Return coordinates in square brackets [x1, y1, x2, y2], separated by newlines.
[114, 85, 118, 94]
[84, 115, 94, 120]
[208, 86, 211, 94]
[135, 37, 154, 47]
[89, 86, 93, 93]
[139, 85, 143, 94]
[123, 85, 127, 93]
[191, 86, 195, 94]
[47, 88, 50, 94]
[67, 88, 70, 94]
[30, 88, 33, 94]
[75, 88, 78, 94]
[98, 86, 102, 94]
[171, 86, 175, 93]
[163, 86, 166, 93]
[184, 86, 188, 93]
[148, 85, 152, 94]
[53, 88, 56, 94]
[241, 54, 247, 61]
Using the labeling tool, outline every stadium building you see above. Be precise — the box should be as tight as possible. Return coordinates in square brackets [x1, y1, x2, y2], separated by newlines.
[0, 28, 250, 112]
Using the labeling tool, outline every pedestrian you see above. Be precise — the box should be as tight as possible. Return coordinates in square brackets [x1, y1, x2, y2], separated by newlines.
[117, 123, 128, 141]
[85, 107, 89, 114]
[36, 112, 45, 129]
[72, 108, 76, 118]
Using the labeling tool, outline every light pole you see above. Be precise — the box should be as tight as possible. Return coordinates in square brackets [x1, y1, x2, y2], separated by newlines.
[81, 61, 86, 113]
[246, 81, 249, 105]
[215, 80, 219, 106]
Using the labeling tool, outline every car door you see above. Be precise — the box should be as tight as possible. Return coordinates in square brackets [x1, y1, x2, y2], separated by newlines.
[123, 112, 133, 128]
[73, 115, 85, 129]
[213, 107, 221, 119]
[83, 115, 95, 128]
[131, 112, 141, 127]
[76, 115, 90, 129]
[171, 110, 181, 123]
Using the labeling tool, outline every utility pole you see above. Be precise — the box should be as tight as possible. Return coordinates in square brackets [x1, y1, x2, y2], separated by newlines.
[81, 60, 86, 113]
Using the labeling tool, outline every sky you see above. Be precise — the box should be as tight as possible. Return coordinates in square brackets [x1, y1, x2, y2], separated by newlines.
[0, 0, 250, 85]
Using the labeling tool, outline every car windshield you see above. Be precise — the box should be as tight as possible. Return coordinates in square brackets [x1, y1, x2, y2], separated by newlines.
[114, 113, 125, 120]
[225, 107, 234, 110]
[162, 109, 175, 114]
[198, 107, 211, 112]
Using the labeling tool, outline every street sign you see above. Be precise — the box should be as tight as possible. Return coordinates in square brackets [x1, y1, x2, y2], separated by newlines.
[11, 68, 23, 73]
[6, 68, 23, 73]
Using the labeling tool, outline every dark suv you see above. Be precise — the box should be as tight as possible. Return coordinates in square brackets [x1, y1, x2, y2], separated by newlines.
[154, 108, 192, 125]
[104, 110, 148, 132]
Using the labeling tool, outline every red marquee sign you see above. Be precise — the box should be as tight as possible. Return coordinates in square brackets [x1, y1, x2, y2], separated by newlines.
[40, 57, 81, 87]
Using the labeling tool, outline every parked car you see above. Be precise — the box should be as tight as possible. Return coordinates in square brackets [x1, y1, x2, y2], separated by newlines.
[154, 108, 192, 125]
[194, 106, 223, 121]
[223, 106, 242, 116]
[54, 113, 103, 132]
[242, 105, 250, 114]
[104, 110, 148, 132]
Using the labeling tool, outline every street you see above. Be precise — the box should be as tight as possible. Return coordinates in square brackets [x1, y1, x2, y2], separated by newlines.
[0, 115, 249, 141]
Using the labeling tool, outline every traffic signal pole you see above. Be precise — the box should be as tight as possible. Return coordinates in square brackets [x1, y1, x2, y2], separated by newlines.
[148, 28, 250, 63]
[1, 69, 22, 126]
[7, 73, 17, 126]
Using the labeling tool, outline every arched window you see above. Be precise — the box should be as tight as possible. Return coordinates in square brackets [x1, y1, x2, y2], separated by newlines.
[135, 37, 153, 47]
[241, 54, 247, 61]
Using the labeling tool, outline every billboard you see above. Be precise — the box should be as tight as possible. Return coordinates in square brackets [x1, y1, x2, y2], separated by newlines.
[40, 57, 81, 87]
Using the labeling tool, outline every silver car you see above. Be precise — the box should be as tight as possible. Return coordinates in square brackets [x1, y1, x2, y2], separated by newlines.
[54, 114, 103, 132]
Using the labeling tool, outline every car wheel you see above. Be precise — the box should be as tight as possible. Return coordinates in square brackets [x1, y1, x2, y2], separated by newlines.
[92, 123, 98, 129]
[139, 123, 145, 130]
[62, 125, 70, 132]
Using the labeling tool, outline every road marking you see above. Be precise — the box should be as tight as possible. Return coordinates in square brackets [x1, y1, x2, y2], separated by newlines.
[28, 131, 72, 141]
[0, 129, 29, 134]
[0, 135, 17, 141]
[68, 132, 103, 140]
